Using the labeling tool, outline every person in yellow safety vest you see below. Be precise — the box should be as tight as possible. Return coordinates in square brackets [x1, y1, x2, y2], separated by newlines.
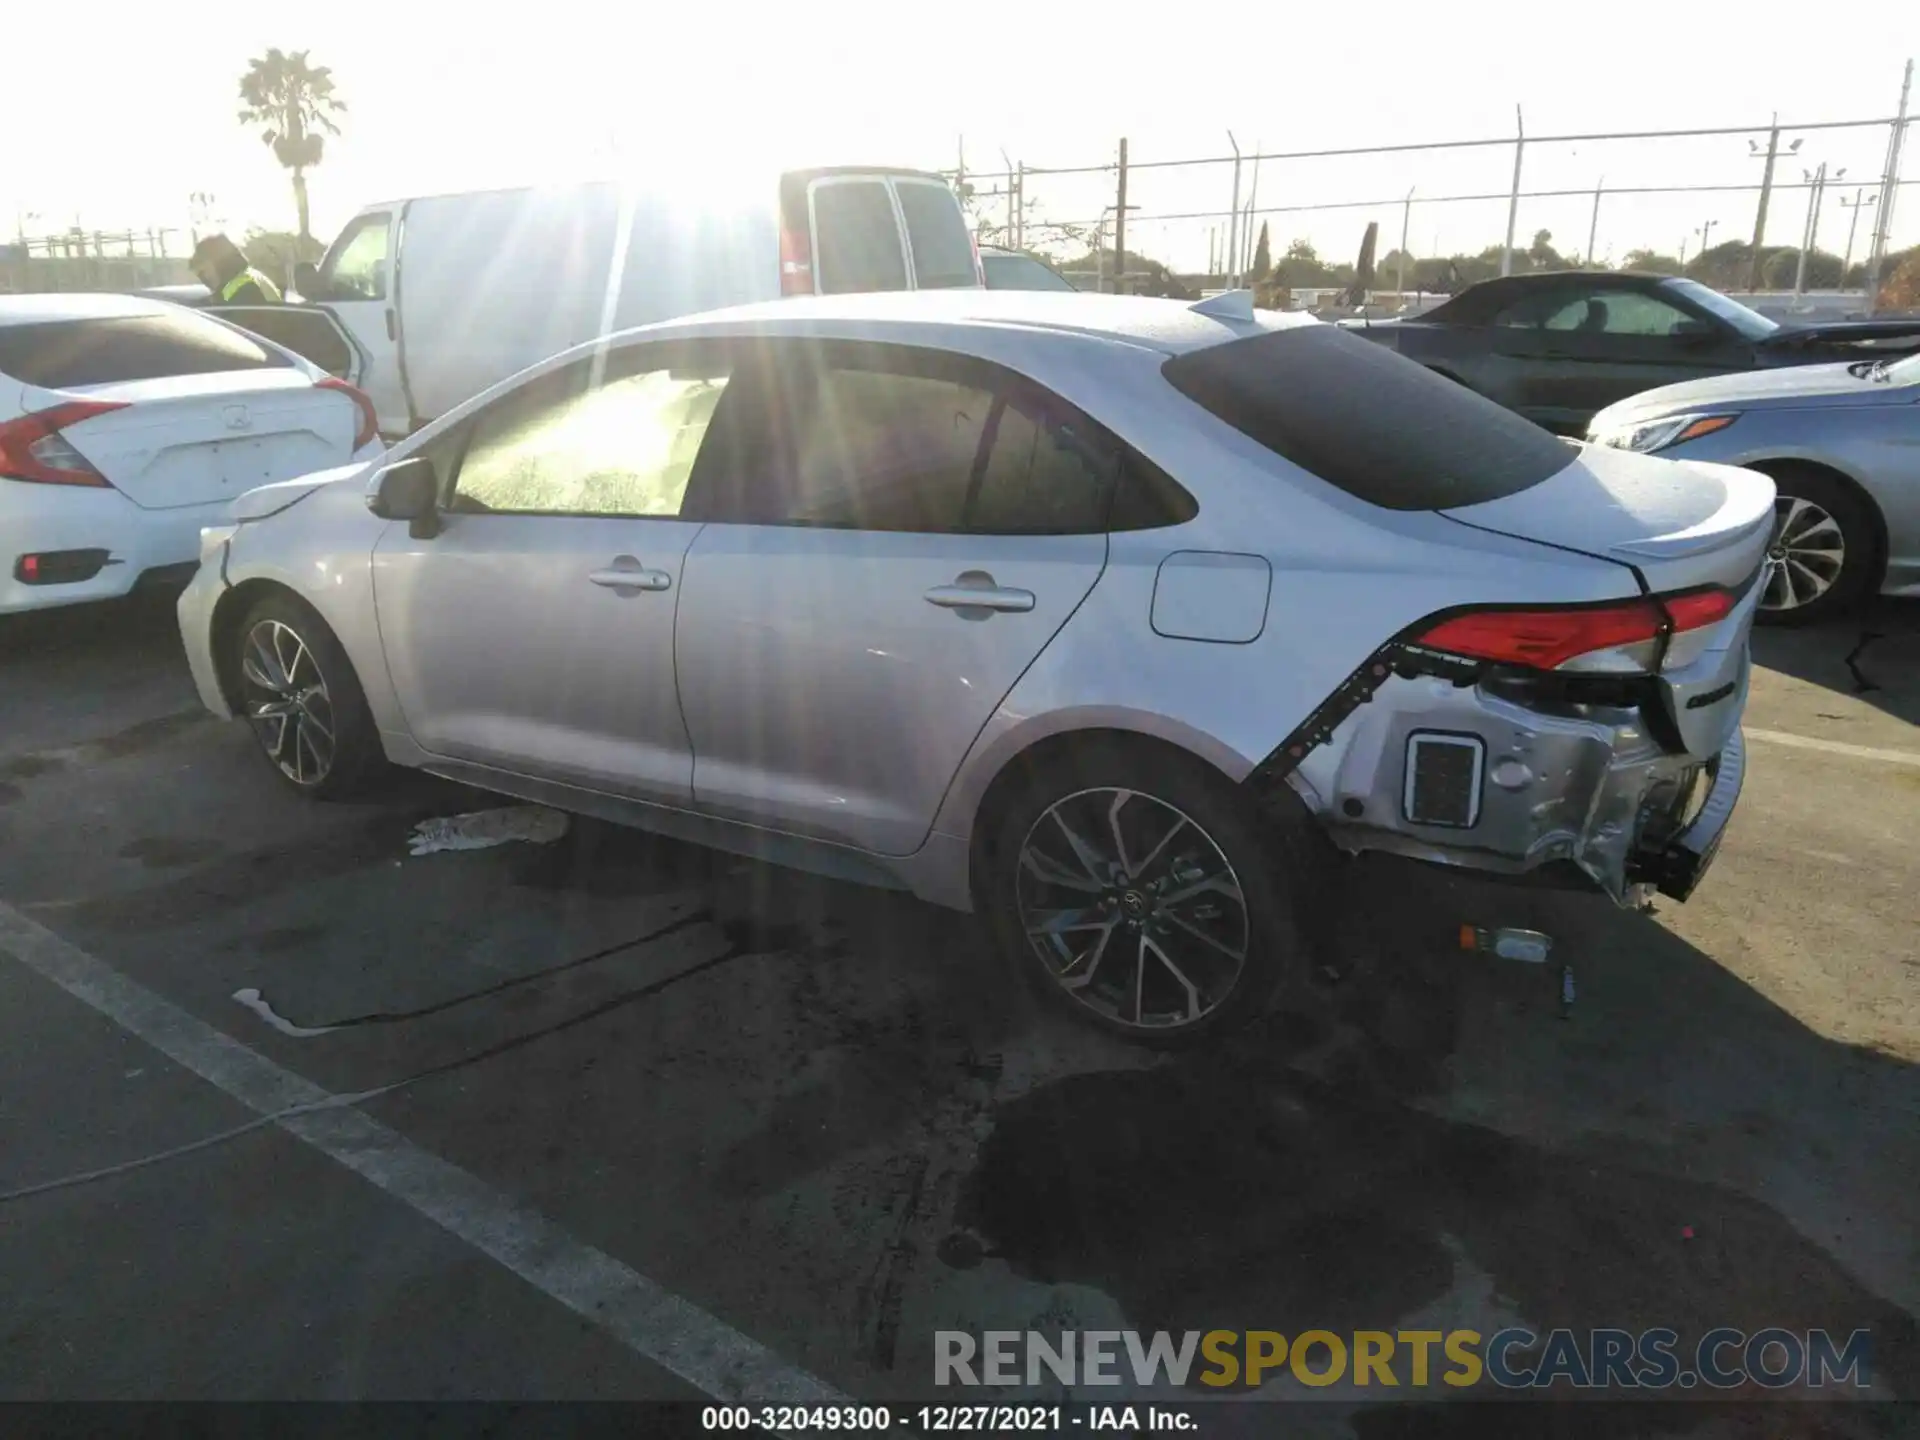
[188, 233, 283, 305]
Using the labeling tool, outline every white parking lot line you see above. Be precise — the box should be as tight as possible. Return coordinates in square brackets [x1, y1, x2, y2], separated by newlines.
[1744, 728, 1920, 769]
[0, 899, 848, 1406]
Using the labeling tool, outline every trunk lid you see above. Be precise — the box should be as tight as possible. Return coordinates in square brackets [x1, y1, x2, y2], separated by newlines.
[37, 371, 359, 511]
[1440, 441, 1774, 596]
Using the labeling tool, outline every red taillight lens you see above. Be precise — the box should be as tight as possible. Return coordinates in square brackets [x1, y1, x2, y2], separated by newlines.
[1662, 586, 1736, 631]
[318, 377, 379, 449]
[1415, 587, 1735, 671]
[779, 223, 815, 296]
[1417, 602, 1665, 669]
[0, 401, 127, 487]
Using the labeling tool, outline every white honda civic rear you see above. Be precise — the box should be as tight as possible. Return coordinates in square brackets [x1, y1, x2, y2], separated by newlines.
[0, 293, 382, 615]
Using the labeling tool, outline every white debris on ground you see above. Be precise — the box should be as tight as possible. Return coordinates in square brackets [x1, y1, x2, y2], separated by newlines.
[407, 805, 571, 856]
[231, 987, 339, 1037]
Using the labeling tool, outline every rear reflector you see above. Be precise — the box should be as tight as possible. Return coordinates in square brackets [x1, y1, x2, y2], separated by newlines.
[14, 548, 110, 585]
[1414, 587, 1734, 671]
[779, 223, 815, 296]
[317, 377, 379, 449]
[0, 401, 127, 487]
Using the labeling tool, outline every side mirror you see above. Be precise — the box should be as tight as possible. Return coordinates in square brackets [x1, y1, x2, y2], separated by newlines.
[367, 457, 441, 539]
[293, 261, 323, 300]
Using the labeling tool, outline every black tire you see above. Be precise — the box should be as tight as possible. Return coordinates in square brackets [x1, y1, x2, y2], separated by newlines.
[981, 739, 1328, 1048]
[1754, 467, 1881, 627]
[232, 591, 383, 799]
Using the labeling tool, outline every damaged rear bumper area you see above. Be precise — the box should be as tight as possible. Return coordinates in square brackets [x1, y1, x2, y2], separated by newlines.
[1255, 651, 1750, 905]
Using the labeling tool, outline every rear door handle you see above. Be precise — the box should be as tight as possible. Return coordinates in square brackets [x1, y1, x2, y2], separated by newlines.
[925, 573, 1035, 614]
[385, 308, 396, 341]
[589, 565, 671, 592]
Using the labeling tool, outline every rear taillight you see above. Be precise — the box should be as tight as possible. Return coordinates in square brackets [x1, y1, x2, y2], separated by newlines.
[0, 401, 127, 487]
[779, 221, 815, 296]
[1414, 587, 1734, 672]
[318, 377, 379, 449]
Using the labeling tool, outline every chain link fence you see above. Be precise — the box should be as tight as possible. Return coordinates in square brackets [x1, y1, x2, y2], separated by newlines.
[954, 81, 1916, 314]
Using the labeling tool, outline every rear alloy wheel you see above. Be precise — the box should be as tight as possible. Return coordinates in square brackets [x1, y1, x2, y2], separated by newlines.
[234, 594, 380, 798]
[1756, 470, 1879, 626]
[986, 745, 1318, 1045]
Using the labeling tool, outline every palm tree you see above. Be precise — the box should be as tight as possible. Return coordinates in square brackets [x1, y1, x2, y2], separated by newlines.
[237, 49, 346, 243]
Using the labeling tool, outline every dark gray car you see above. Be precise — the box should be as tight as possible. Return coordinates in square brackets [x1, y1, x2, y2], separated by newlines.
[1351, 272, 1920, 436]
[1588, 352, 1920, 623]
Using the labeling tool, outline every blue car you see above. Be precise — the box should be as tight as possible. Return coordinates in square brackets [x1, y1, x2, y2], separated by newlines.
[1588, 351, 1920, 624]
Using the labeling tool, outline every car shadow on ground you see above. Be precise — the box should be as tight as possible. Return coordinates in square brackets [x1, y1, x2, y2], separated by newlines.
[1750, 597, 1920, 725]
[496, 819, 1918, 1425]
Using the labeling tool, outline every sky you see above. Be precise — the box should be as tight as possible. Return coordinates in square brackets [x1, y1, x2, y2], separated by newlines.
[6, 4, 1918, 278]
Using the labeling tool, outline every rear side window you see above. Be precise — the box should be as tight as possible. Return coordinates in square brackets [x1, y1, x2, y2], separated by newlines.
[896, 181, 977, 289]
[0, 311, 290, 388]
[812, 182, 908, 294]
[970, 391, 1115, 534]
[1161, 325, 1573, 511]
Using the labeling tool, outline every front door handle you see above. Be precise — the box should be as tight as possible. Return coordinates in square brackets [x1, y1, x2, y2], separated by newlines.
[925, 571, 1035, 614]
[589, 563, 671, 592]
[385, 308, 397, 341]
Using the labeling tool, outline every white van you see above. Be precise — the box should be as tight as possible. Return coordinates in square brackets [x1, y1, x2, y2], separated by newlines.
[294, 166, 981, 437]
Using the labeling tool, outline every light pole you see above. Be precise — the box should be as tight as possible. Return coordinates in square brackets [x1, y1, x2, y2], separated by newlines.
[1397, 188, 1414, 295]
[1746, 122, 1804, 291]
[1225, 132, 1243, 291]
[1696, 218, 1718, 264]
[1839, 187, 1878, 290]
[1585, 177, 1603, 267]
[1794, 164, 1843, 300]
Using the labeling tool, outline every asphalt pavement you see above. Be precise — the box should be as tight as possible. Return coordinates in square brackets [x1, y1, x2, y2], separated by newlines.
[1, 592, 1915, 1433]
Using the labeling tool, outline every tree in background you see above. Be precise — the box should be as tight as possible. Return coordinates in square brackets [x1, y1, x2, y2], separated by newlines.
[1621, 248, 1685, 275]
[238, 49, 346, 243]
[1250, 222, 1272, 281]
[242, 229, 325, 290]
[1879, 246, 1920, 312]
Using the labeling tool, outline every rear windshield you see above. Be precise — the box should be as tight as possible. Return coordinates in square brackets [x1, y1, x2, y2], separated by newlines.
[0, 311, 289, 388]
[1160, 325, 1573, 511]
[896, 182, 978, 289]
[812, 181, 908, 294]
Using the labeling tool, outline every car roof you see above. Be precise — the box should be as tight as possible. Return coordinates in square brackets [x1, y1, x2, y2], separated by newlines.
[1422, 270, 1679, 323]
[0, 292, 180, 327]
[623, 289, 1312, 357]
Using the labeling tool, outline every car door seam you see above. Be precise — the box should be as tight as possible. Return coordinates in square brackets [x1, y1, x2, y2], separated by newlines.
[914, 530, 1112, 855]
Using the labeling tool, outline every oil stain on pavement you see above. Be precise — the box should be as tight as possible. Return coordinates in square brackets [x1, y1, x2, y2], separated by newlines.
[951, 1056, 1920, 1403]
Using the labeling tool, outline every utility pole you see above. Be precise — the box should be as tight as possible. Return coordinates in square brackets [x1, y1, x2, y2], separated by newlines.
[1225, 131, 1243, 289]
[1697, 218, 1718, 261]
[1397, 188, 1413, 294]
[1114, 138, 1129, 295]
[1242, 142, 1262, 280]
[1746, 117, 1803, 291]
[1839, 187, 1877, 289]
[1864, 58, 1912, 313]
[1586, 178, 1604, 267]
[1015, 162, 1026, 251]
[1500, 105, 1525, 277]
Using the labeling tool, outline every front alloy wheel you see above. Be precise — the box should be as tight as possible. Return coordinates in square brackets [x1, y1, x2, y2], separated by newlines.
[240, 618, 338, 787]
[1760, 494, 1845, 615]
[1016, 787, 1250, 1032]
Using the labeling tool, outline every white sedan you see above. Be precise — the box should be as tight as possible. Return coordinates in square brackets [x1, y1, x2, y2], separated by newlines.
[179, 289, 1762, 1045]
[0, 293, 381, 615]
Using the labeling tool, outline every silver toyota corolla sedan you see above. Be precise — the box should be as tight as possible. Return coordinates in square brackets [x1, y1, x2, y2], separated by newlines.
[179, 290, 1767, 1045]
[1588, 351, 1920, 624]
